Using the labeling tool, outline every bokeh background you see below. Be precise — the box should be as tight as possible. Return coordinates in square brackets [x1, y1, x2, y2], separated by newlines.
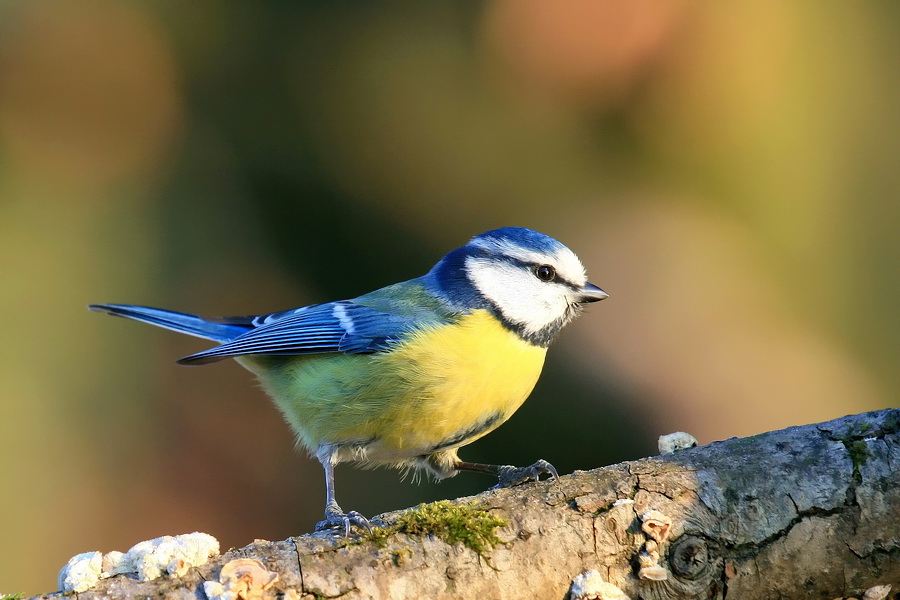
[1, 1, 896, 594]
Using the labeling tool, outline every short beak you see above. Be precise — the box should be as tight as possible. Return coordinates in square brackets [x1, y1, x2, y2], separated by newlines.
[578, 282, 609, 303]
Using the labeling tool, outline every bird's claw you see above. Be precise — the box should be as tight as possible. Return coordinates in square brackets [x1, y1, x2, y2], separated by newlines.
[494, 459, 559, 488]
[315, 505, 372, 536]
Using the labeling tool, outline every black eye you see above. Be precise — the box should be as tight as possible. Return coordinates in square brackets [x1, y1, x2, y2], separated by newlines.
[535, 265, 556, 282]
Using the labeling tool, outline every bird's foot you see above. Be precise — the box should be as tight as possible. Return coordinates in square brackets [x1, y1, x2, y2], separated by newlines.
[494, 459, 559, 488]
[315, 502, 372, 536]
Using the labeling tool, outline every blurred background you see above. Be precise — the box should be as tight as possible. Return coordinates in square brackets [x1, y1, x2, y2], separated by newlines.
[0, 0, 896, 594]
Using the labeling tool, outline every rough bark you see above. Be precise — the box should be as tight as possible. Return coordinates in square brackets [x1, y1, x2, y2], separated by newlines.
[33, 408, 899, 600]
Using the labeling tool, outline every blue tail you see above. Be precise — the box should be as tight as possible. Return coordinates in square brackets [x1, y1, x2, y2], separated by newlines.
[89, 304, 250, 343]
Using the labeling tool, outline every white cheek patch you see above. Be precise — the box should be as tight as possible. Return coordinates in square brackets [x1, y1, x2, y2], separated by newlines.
[465, 257, 571, 334]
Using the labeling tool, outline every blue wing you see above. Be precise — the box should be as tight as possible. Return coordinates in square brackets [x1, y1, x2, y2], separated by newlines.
[92, 278, 453, 365]
[175, 300, 427, 365]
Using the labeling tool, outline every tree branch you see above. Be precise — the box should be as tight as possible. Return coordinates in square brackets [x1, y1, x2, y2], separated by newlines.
[33, 408, 899, 600]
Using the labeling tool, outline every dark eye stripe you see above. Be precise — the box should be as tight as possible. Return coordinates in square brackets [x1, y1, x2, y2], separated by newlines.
[486, 254, 582, 290]
[532, 263, 582, 291]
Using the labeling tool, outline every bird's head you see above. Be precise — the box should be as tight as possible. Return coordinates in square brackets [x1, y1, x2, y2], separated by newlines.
[428, 227, 608, 346]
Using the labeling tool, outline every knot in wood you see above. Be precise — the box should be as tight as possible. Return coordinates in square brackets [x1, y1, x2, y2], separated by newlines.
[668, 536, 711, 580]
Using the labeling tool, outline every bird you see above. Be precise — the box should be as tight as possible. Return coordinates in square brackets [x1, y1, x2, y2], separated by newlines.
[90, 226, 608, 535]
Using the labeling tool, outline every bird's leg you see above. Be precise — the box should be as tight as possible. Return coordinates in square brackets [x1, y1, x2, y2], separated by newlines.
[314, 452, 371, 536]
[454, 459, 559, 488]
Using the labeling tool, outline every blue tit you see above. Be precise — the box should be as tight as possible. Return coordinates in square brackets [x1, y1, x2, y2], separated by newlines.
[90, 226, 608, 534]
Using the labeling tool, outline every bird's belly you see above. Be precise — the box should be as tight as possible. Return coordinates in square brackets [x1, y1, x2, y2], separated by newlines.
[245, 310, 547, 461]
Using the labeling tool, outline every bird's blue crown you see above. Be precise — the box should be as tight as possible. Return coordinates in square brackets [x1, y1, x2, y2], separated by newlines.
[470, 227, 565, 255]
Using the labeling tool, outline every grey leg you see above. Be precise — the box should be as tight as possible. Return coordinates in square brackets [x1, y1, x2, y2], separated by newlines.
[314, 452, 371, 535]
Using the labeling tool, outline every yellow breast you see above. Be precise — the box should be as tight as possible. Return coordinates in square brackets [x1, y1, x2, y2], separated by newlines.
[359, 309, 547, 456]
